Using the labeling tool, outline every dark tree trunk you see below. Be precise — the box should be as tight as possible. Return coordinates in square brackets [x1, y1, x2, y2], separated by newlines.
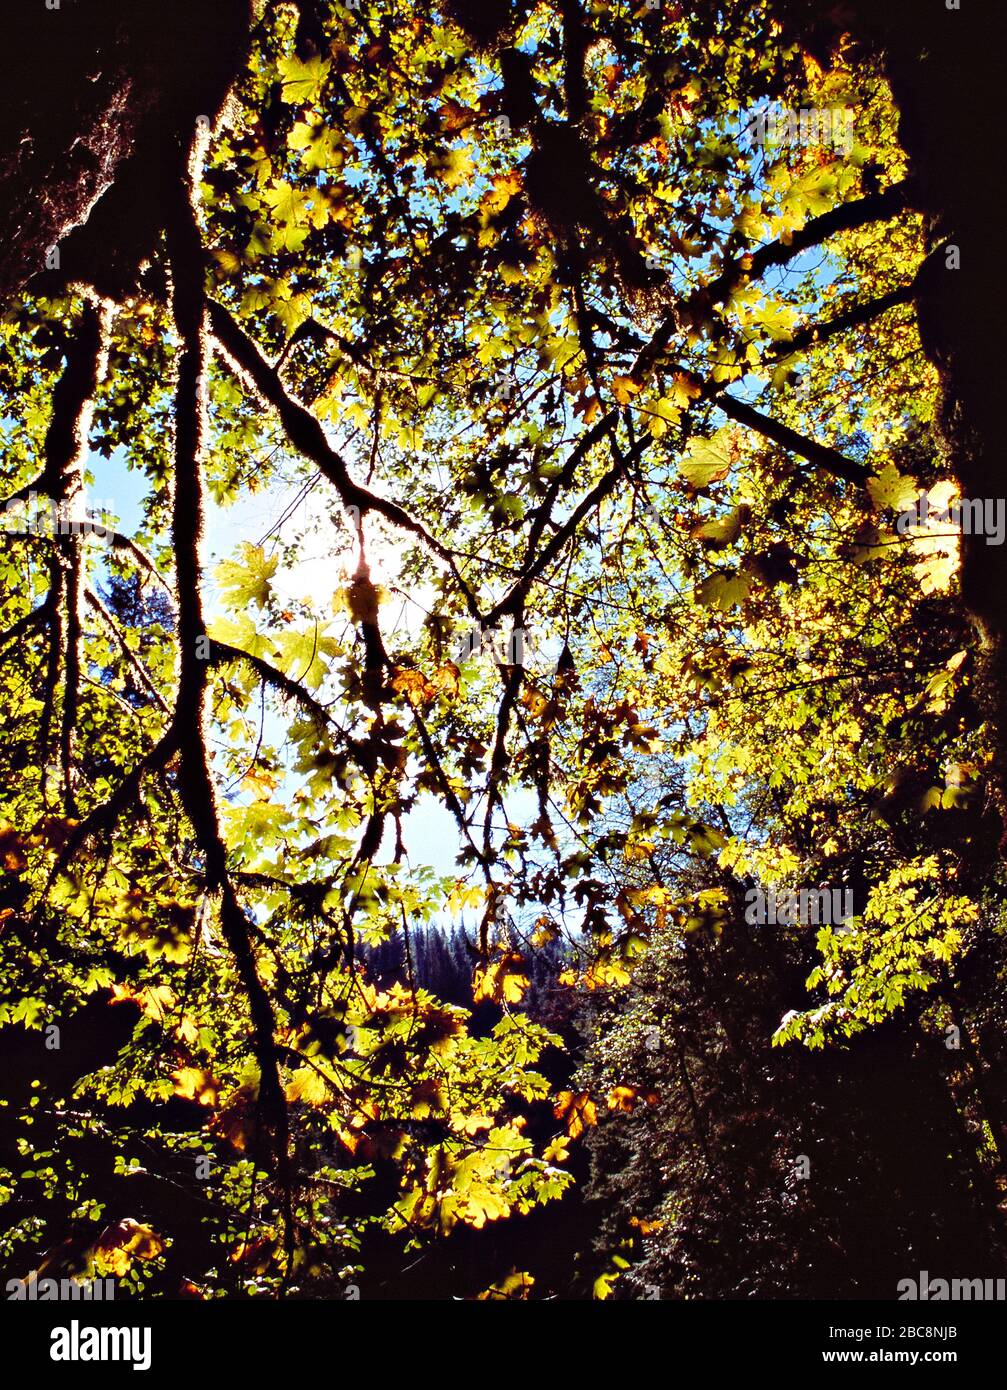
[772, 0, 1007, 840]
[0, 0, 251, 303]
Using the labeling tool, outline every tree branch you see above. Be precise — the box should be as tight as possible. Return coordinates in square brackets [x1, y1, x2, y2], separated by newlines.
[768, 282, 915, 361]
[210, 638, 340, 732]
[206, 298, 482, 620]
[632, 180, 912, 382]
[166, 193, 292, 1223]
[717, 395, 870, 485]
[85, 588, 170, 713]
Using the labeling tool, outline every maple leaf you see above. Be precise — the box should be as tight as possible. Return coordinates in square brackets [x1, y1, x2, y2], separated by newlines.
[391, 666, 435, 704]
[276, 54, 330, 105]
[607, 1085, 638, 1112]
[691, 504, 747, 549]
[430, 662, 461, 699]
[92, 1220, 166, 1278]
[241, 765, 279, 800]
[480, 171, 522, 217]
[694, 568, 753, 612]
[210, 1087, 257, 1153]
[554, 1090, 598, 1138]
[473, 954, 530, 1004]
[667, 371, 702, 408]
[172, 1067, 221, 1107]
[679, 431, 732, 486]
[611, 375, 641, 405]
[215, 542, 278, 610]
[867, 461, 918, 513]
[645, 395, 682, 440]
[581, 956, 633, 989]
[285, 1065, 330, 1105]
[543, 1135, 571, 1163]
[428, 144, 476, 189]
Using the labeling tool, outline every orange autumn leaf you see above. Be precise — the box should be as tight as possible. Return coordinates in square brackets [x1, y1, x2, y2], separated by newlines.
[390, 666, 435, 704]
[230, 1234, 277, 1272]
[92, 1219, 166, 1277]
[479, 171, 522, 217]
[607, 1085, 638, 1112]
[0, 823, 28, 872]
[430, 662, 461, 699]
[611, 375, 641, 405]
[209, 1086, 257, 1153]
[554, 1090, 598, 1138]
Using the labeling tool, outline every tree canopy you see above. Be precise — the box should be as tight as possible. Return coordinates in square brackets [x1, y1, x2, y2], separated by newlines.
[0, 0, 1003, 1301]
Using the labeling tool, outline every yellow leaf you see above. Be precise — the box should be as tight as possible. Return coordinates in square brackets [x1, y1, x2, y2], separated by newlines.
[457, 1113, 494, 1136]
[276, 54, 330, 105]
[543, 1135, 571, 1163]
[913, 545, 958, 596]
[175, 1016, 199, 1045]
[679, 431, 732, 486]
[611, 375, 641, 405]
[691, 505, 745, 549]
[428, 143, 476, 189]
[93, 1219, 166, 1277]
[476, 1270, 535, 1300]
[645, 395, 682, 440]
[866, 461, 918, 513]
[473, 954, 530, 1005]
[430, 662, 461, 699]
[285, 1065, 330, 1105]
[582, 956, 632, 989]
[480, 172, 522, 217]
[241, 766, 279, 799]
[172, 1067, 220, 1107]
[667, 371, 702, 408]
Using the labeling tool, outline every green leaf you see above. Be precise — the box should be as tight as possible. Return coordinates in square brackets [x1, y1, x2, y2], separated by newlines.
[690, 505, 746, 549]
[276, 54, 330, 106]
[694, 568, 753, 611]
[214, 543, 279, 610]
[679, 430, 732, 486]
